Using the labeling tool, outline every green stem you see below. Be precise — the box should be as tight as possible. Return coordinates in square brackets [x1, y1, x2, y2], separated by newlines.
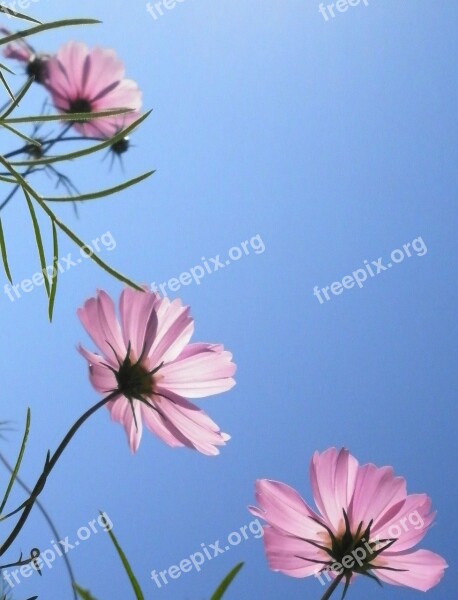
[0, 123, 73, 211]
[0, 390, 118, 558]
[0, 453, 77, 600]
[319, 572, 345, 600]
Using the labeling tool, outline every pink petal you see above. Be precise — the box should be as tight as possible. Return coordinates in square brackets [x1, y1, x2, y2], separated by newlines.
[119, 288, 158, 358]
[159, 344, 236, 398]
[0, 29, 31, 62]
[310, 448, 359, 534]
[96, 290, 126, 355]
[373, 549, 447, 591]
[249, 479, 324, 539]
[92, 78, 142, 111]
[107, 397, 142, 453]
[372, 494, 435, 553]
[147, 297, 194, 367]
[71, 121, 101, 138]
[80, 110, 141, 139]
[3, 44, 31, 62]
[261, 526, 329, 578]
[107, 396, 129, 423]
[52, 41, 88, 99]
[77, 290, 126, 362]
[80, 46, 125, 100]
[78, 345, 117, 394]
[140, 399, 189, 449]
[152, 388, 228, 455]
[348, 463, 406, 530]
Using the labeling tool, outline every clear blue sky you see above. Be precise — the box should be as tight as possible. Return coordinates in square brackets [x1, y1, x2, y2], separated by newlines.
[0, 1, 456, 599]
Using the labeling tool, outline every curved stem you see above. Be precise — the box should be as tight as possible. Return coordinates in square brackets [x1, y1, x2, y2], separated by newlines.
[319, 572, 345, 600]
[0, 453, 77, 600]
[0, 391, 118, 558]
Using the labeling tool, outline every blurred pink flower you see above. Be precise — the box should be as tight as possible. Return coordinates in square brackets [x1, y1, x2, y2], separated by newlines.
[1, 27, 50, 83]
[249, 448, 447, 596]
[45, 41, 142, 137]
[78, 289, 236, 455]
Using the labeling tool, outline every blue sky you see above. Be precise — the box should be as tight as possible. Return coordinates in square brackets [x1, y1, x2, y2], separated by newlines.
[0, 1, 456, 599]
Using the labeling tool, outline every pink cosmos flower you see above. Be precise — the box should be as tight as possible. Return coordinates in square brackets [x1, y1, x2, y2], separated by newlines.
[1, 28, 50, 83]
[249, 448, 447, 597]
[45, 41, 142, 137]
[78, 288, 236, 455]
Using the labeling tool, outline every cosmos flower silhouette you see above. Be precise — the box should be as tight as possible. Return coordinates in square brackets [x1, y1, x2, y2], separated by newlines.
[45, 41, 142, 137]
[1, 27, 50, 84]
[249, 448, 447, 597]
[78, 288, 236, 455]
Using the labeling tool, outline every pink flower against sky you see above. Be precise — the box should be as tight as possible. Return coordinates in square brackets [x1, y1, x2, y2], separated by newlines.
[249, 448, 447, 597]
[45, 41, 142, 137]
[1, 27, 50, 84]
[78, 288, 236, 455]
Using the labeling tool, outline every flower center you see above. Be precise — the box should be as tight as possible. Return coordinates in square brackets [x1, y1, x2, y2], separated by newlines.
[308, 510, 397, 588]
[115, 357, 152, 400]
[26, 56, 48, 85]
[68, 98, 93, 122]
[26, 138, 44, 160]
[330, 529, 374, 572]
[111, 136, 130, 155]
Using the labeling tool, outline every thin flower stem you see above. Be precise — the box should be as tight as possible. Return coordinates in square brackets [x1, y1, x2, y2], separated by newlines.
[2, 147, 31, 159]
[319, 572, 345, 600]
[0, 390, 119, 558]
[0, 122, 73, 211]
[0, 452, 77, 600]
[2, 135, 105, 159]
